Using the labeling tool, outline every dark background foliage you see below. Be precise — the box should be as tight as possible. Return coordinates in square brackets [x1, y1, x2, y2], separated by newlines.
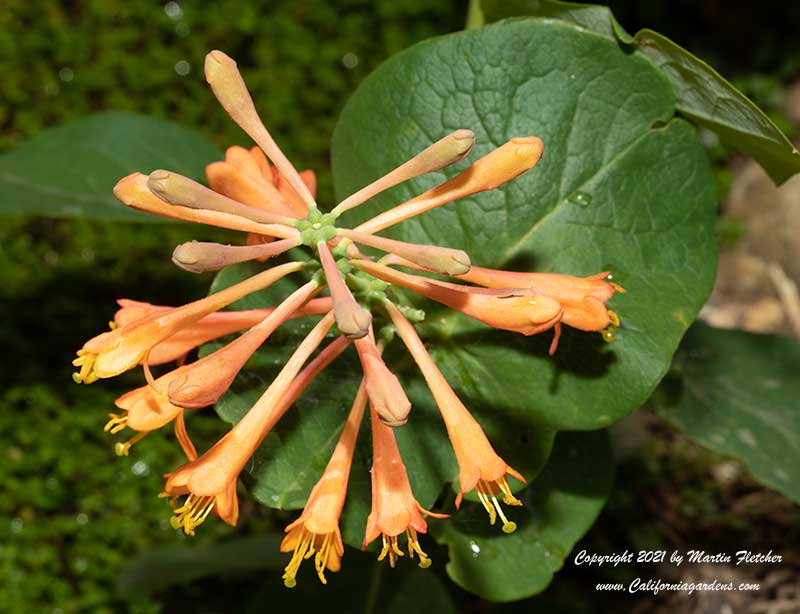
[1, 1, 798, 613]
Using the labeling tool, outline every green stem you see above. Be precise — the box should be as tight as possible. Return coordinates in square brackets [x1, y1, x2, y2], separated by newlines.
[363, 559, 385, 614]
[465, 0, 485, 30]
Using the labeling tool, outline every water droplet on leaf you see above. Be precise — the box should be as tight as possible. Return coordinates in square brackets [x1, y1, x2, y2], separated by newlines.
[568, 191, 592, 207]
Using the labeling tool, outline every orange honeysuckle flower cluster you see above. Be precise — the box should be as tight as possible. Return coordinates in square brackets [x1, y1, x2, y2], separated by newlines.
[73, 50, 621, 587]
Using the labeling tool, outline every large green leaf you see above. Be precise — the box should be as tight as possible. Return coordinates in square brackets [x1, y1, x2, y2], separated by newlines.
[478, 1, 800, 185]
[0, 111, 222, 219]
[652, 323, 800, 504]
[433, 430, 613, 601]
[210, 263, 556, 550]
[331, 19, 717, 430]
[117, 535, 285, 597]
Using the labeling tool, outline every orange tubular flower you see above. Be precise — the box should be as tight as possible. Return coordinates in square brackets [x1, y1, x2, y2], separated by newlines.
[112, 298, 332, 365]
[73, 261, 304, 383]
[281, 380, 368, 587]
[163, 313, 343, 534]
[354, 259, 563, 336]
[363, 403, 446, 568]
[455, 266, 619, 332]
[385, 300, 525, 533]
[166, 279, 321, 408]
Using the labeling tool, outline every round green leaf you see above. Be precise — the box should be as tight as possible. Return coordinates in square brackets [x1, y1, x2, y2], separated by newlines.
[432, 429, 614, 602]
[331, 19, 717, 430]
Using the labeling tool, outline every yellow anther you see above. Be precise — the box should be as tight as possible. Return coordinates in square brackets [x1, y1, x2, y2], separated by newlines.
[104, 413, 128, 434]
[108, 320, 117, 330]
[114, 431, 147, 456]
[71, 351, 98, 384]
[169, 494, 215, 536]
[475, 479, 521, 532]
[608, 309, 621, 327]
[610, 282, 627, 293]
[406, 528, 432, 568]
[283, 527, 336, 588]
[378, 534, 405, 568]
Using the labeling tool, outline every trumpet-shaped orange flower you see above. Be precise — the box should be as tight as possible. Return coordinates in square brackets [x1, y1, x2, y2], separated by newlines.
[386, 300, 524, 533]
[355, 259, 563, 336]
[73, 261, 304, 383]
[166, 280, 320, 408]
[456, 266, 619, 332]
[281, 380, 368, 587]
[163, 314, 339, 533]
[363, 404, 446, 567]
[112, 298, 332, 365]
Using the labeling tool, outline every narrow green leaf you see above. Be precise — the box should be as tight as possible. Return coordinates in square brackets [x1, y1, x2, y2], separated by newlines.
[117, 535, 285, 597]
[480, 0, 632, 42]
[652, 323, 800, 504]
[0, 111, 222, 219]
[634, 29, 800, 185]
[433, 430, 613, 602]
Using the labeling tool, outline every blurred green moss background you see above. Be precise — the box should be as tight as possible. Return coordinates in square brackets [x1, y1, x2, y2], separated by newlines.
[1, 1, 798, 613]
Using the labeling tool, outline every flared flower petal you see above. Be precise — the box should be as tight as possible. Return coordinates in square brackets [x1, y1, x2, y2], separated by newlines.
[113, 298, 332, 365]
[355, 259, 563, 336]
[363, 404, 446, 568]
[456, 266, 618, 331]
[163, 314, 343, 533]
[386, 300, 525, 533]
[281, 379, 368, 587]
[73, 261, 304, 382]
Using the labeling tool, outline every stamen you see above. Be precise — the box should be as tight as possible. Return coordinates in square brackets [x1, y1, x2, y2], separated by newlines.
[146, 170, 297, 226]
[331, 129, 475, 216]
[378, 534, 405, 568]
[610, 282, 627, 293]
[475, 482, 497, 525]
[171, 237, 300, 273]
[608, 309, 621, 327]
[283, 528, 315, 588]
[104, 413, 128, 435]
[492, 494, 518, 534]
[72, 352, 98, 384]
[204, 51, 317, 210]
[339, 229, 471, 276]
[114, 431, 148, 456]
[169, 494, 215, 536]
[406, 528, 432, 568]
[476, 479, 521, 533]
[315, 533, 333, 583]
